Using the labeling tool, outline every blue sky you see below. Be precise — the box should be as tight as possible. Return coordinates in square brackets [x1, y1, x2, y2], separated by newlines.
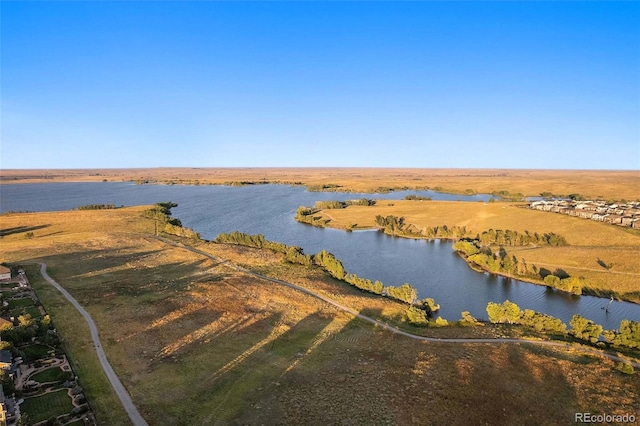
[1, 2, 639, 169]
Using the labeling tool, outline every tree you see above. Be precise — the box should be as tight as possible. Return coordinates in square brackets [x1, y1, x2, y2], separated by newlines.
[406, 306, 428, 326]
[604, 320, 640, 349]
[314, 250, 345, 280]
[386, 283, 418, 304]
[460, 311, 480, 325]
[419, 298, 440, 313]
[18, 313, 35, 328]
[569, 315, 602, 343]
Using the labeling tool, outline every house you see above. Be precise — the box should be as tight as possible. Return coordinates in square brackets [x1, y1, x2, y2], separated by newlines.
[592, 213, 608, 222]
[0, 351, 11, 371]
[621, 216, 635, 226]
[605, 214, 623, 224]
[0, 319, 12, 331]
[0, 267, 9, 281]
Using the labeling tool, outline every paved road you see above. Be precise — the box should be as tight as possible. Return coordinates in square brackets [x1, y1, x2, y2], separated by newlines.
[37, 263, 148, 426]
[155, 236, 640, 368]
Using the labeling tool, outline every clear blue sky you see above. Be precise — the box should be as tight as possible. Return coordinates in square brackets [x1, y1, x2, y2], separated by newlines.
[2, 2, 639, 169]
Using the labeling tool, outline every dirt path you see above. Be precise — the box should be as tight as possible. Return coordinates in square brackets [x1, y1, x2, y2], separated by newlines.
[153, 237, 640, 368]
[36, 263, 149, 426]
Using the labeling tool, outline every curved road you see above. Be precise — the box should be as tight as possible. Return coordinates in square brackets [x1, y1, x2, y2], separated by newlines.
[156, 237, 640, 368]
[37, 263, 149, 426]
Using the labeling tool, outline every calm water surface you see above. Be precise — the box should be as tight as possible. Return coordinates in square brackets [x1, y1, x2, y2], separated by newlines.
[1, 182, 638, 328]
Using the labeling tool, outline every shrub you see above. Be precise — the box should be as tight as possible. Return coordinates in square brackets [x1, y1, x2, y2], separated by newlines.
[406, 306, 428, 326]
[615, 362, 635, 375]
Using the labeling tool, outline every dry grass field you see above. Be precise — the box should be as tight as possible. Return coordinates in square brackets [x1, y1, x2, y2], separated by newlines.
[314, 200, 640, 301]
[2, 167, 639, 200]
[1, 207, 639, 425]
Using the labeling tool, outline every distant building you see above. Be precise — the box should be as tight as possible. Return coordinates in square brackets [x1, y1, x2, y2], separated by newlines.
[0, 267, 9, 281]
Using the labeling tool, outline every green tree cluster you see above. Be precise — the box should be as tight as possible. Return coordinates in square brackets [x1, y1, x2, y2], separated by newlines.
[315, 200, 346, 210]
[295, 206, 329, 227]
[486, 301, 566, 333]
[77, 203, 117, 210]
[477, 229, 567, 247]
[215, 231, 313, 266]
[569, 314, 603, 343]
[491, 190, 525, 201]
[603, 320, 640, 349]
[374, 215, 466, 239]
[386, 283, 418, 304]
[143, 202, 182, 227]
[314, 250, 346, 280]
[406, 306, 428, 326]
[404, 195, 432, 201]
[306, 183, 342, 192]
[346, 198, 376, 206]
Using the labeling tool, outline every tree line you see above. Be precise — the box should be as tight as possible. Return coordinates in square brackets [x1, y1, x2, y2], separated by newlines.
[77, 203, 118, 210]
[476, 228, 567, 247]
[486, 300, 640, 350]
[404, 195, 432, 201]
[214, 231, 440, 316]
[374, 215, 467, 239]
[314, 198, 376, 209]
[453, 240, 583, 295]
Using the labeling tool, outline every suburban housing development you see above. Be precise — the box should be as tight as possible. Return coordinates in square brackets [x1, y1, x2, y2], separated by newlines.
[529, 200, 640, 228]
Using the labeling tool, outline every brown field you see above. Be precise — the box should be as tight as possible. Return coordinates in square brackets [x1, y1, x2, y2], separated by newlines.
[1, 208, 639, 424]
[314, 200, 640, 301]
[2, 167, 639, 200]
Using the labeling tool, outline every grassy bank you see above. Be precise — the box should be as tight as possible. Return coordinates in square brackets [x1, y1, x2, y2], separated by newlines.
[1, 207, 639, 424]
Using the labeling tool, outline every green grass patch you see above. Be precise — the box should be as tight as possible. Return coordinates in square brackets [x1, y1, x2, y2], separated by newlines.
[0, 282, 18, 288]
[7, 297, 35, 309]
[20, 389, 73, 424]
[10, 306, 41, 318]
[30, 367, 72, 383]
[22, 343, 53, 361]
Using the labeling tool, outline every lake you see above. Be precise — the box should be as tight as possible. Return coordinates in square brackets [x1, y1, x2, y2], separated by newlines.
[1, 181, 638, 329]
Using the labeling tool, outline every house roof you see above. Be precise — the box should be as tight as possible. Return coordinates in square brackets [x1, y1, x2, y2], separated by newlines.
[0, 266, 10, 275]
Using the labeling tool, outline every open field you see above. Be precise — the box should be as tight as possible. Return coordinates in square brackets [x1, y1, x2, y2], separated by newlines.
[312, 200, 640, 301]
[2, 167, 639, 200]
[1, 207, 639, 424]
